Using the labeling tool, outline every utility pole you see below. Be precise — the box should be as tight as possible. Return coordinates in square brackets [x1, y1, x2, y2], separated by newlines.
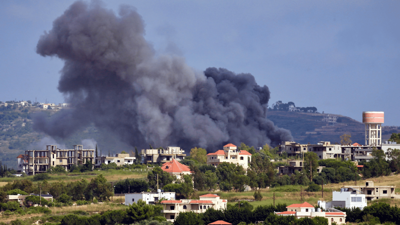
[273, 192, 275, 207]
[301, 186, 303, 202]
[39, 185, 42, 206]
[157, 174, 159, 190]
[322, 183, 324, 198]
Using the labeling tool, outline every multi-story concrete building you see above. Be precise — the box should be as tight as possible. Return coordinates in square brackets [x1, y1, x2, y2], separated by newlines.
[343, 181, 400, 201]
[278, 159, 325, 175]
[206, 144, 252, 170]
[161, 194, 227, 222]
[95, 153, 135, 167]
[141, 147, 186, 164]
[21, 145, 95, 175]
[125, 191, 175, 205]
[318, 188, 367, 210]
[276, 202, 346, 225]
[279, 141, 342, 160]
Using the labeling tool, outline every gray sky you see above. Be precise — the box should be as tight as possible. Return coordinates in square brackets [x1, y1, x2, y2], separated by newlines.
[1, 0, 399, 125]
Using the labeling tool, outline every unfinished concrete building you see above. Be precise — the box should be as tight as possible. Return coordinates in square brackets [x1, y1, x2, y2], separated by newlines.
[141, 146, 186, 164]
[343, 181, 400, 201]
[21, 145, 95, 175]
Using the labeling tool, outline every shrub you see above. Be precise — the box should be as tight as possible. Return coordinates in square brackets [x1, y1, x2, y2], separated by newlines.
[254, 190, 263, 201]
[24, 195, 49, 207]
[93, 198, 98, 204]
[7, 201, 20, 211]
[76, 200, 88, 205]
[33, 173, 51, 181]
[58, 194, 71, 203]
[306, 183, 321, 192]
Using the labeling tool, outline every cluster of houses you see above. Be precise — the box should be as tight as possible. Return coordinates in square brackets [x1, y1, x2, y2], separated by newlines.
[0, 100, 69, 110]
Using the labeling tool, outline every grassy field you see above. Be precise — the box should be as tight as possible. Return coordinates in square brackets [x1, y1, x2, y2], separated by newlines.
[0, 169, 148, 185]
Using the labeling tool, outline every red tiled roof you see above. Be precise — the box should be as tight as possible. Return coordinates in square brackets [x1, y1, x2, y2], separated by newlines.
[287, 202, 314, 208]
[17, 154, 25, 158]
[222, 200, 227, 202]
[325, 212, 345, 216]
[357, 165, 364, 168]
[208, 220, 232, 225]
[200, 194, 219, 198]
[207, 150, 225, 156]
[161, 200, 182, 204]
[276, 211, 296, 215]
[239, 150, 252, 155]
[190, 200, 213, 204]
[352, 143, 361, 146]
[161, 159, 192, 174]
[224, 143, 236, 147]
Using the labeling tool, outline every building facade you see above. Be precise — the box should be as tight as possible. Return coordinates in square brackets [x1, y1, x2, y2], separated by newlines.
[141, 147, 186, 164]
[276, 202, 346, 225]
[206, 144, 252, 170]
[21, 145, 95, 175]
[125, 191, 175, 205]
[161, 194, 227, 222]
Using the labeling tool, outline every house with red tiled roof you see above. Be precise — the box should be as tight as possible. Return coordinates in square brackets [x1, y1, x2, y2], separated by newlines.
[161, 159, 192, 180]
[208, 220, 232, 225]
[275, 202, 346, 225]
[206, 144, 252, 170]
[160, 193, 227, 222]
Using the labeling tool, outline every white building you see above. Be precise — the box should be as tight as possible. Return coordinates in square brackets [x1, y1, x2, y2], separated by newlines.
[95, 153, 135, 167]
[161, 194, 227, 222]
[382, 141, 400, 160]
[206, 143, 252, 170]
[125, 191, 175, 205]
[276, 202, 346, 225]
[318, 188, 367, 210]
[141, 146, 186, 164]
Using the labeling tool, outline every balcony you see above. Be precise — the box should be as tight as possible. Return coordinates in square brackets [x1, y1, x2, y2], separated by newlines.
[162, 210, 178, 213]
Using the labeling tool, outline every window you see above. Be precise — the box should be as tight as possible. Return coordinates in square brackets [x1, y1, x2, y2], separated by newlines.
[226, 157, 228, 159]
[240, 157, 244, 160]
[132, 198, 135, 202]
[59, 159, 62, 163]
[383, 190, 387, 194]
[170, 206, 175, 210]
[52, 162, 54, 166]
[367, 190, 372, 195]
[376, 188, 378, 192]
[351, 197, 362, 202]
[170, 215, 175, 219]
[306, 209, 308, 212]
[329, 148, 331, 151]
[166, 166, 169, 169]
[183, 205, 187, 209]
[366, 182, 369, 186]
[340, 218, 342, 222]
[127, 160, 130, 163]
[331, 218, 334, 222]
[117, 160, 120, 163]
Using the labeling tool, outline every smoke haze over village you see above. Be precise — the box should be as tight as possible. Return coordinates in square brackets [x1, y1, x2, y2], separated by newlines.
[32, 1, 292, 150]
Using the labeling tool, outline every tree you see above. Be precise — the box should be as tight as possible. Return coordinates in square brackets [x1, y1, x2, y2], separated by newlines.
[388, 148, 400, 173]
[125, 200, 162, 223]
[181, 175, 194, 198]
[69, 179, 88, 200]
[304, 152, 318, 181]
[340, 133, 352, 145]
[388, 133, 400, 144]
[174, 211, 204, 225]
[189, 147, 207, 164]
[135, 147, 142, 164]
[254, 190, 263, 201]
[240, 143, 256, 154]
[204, 170, 218, 191]
[147, 167, 173, 189]
[58, 193, 72, 203]
[87, 174, 113, 201]
[305, 183, 321, 192]
[121, 151, 127, 154]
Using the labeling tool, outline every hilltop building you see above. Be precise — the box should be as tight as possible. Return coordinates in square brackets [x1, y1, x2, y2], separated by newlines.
[161, 194, 227, 222]
[206, 143, 252, 170]
[141, 147, 186, 164]
[19, 145, 95, 175]
[275, 202, 346, 225]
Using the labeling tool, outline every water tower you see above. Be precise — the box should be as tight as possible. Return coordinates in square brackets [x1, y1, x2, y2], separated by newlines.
[363, 111, 384, 146]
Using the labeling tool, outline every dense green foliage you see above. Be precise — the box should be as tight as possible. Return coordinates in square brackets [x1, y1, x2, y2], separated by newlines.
[338, 202, 400, 224]
[114, 178, 149, 194]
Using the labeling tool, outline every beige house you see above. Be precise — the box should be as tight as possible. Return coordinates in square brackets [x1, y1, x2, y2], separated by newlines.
[141, 146, 186, 164]
[279, 159, 325, 175]
[206, 143, 252, 170]
[343, 181, 400, 201]
[95, 153, 135, 167]
[276, 202, 346, 225]
[161, 194, 227, 222]
[21, 145, 95, 175]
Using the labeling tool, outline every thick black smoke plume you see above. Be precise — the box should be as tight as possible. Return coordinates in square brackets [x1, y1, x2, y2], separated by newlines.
[34, 1, 292, 151]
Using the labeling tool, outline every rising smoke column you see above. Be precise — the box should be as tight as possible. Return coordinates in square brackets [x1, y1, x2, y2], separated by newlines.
[34, 1, 292, 151]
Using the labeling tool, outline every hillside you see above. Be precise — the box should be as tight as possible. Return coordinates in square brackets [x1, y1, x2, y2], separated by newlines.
[1, 107, 400, 169]
[267, 111, 400, 144]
